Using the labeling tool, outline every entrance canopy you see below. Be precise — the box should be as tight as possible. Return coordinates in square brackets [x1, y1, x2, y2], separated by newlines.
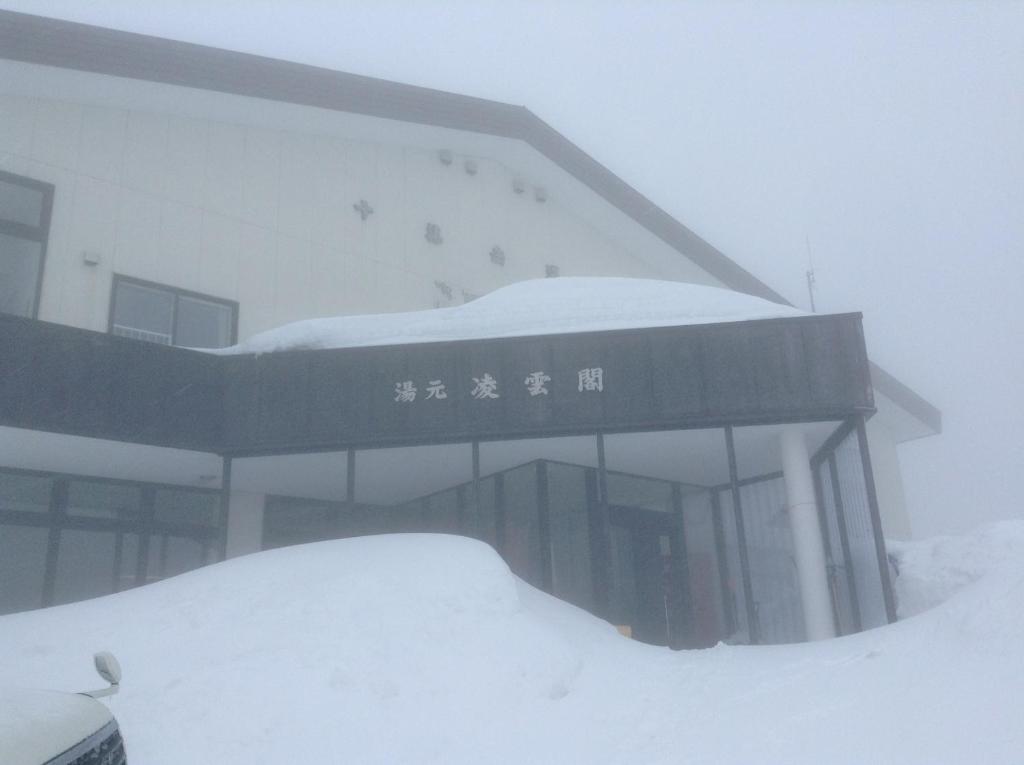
[0, 306, 872, 457]
[0, 281, 890, 645]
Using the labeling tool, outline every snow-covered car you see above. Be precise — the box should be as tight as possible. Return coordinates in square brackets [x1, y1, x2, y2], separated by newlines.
[0, 652, 126, 765]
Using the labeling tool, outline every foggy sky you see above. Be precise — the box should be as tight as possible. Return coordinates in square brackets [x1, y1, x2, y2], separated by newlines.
[3, 0, 1021, 538]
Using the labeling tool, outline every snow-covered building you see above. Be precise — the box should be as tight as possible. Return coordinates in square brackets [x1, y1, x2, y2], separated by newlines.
[0, 10, 939, 646]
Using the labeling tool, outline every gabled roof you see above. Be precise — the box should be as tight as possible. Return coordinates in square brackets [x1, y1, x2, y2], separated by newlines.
[0, 9, 940, 436]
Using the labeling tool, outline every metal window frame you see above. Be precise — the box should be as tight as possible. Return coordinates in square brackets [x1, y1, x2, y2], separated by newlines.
[0, 465, 221, 611]
[107, 273, 239, 348]
[0, 168, 54, 320]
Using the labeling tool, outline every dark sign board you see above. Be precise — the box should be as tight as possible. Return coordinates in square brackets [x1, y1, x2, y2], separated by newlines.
[1, 313, 872, 456]
[221, 313, 873, 455]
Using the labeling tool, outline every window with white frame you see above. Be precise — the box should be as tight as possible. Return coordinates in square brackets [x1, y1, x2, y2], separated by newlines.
[0, 171, 53, 319]
[109, 276, 237, 349]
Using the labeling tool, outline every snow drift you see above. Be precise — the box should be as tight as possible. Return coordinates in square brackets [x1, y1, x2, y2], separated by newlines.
[1, 525, 1023, 764]
[219, 277, 805, 354]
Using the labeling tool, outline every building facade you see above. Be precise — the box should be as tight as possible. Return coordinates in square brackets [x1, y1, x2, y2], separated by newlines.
[0, 11, 939, 645]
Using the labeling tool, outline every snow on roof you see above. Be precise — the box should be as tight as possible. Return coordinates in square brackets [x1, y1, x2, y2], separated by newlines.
[222, 278, 805, 354]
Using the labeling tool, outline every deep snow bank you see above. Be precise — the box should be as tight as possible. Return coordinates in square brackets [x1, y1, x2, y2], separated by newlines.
[1, 527, 1023, 764]
[889, 520, 1024, 618]
[219, 277, 805, 354]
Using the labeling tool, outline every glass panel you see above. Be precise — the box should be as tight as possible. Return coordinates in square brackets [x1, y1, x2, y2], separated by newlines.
[606, 473, 672, 512]
[547, 462, 593, 611]
[67, 481, 141, 520]
[717, 488, 750, 642]
[0, 524, 48, 614]
[261, 497, 336, 550]
[0, 178, 44, 227]
[681, 489, 728, 646]
[818, 461, 858, 635]
[53, 528, 117, 605]
[389, 500, 426, 533]
[835, 434, 888, 629]
[0, 471, 52, 513]
[112, 281, 174, 344]
[0, 233, 42, 317]
[154, 489, 217, 526]
[738, 475, 805, 644]
[162, 536, 205, 578]
[501, 464, 542, 587]
[175, 295, 232, 348]
[114, 532, 140, 592]
[607, 524, 637, 628]
[472, 476, 497, 547]
[424, 488, 460, 534]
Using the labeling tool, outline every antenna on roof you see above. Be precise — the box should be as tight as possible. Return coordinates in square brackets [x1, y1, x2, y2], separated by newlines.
[804, 235, 817, 313]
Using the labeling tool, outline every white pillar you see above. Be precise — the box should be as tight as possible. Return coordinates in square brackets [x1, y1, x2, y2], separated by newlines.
[779, 427, 836, 640]
[225, 491, 265, 559]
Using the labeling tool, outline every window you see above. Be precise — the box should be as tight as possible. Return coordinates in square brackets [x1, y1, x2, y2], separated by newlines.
[109, 276, 237, 348]
[0, 467, 221, 614]
[0, 171, 53, 318]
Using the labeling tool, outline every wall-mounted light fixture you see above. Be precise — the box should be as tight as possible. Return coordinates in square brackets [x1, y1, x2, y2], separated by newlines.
[425, 223, 443, 245]
[534, 186, 548, 203]
[82, 250, 101, 266]
[489, 246, 506, 266]
[438, 149, 453, 166]
[512, 177, 526, 194]
[464, 159, 478, 176]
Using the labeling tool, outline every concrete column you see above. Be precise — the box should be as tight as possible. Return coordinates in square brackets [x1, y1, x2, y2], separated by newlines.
[225, 491, 266, 559]
[779, 427, 836, 640]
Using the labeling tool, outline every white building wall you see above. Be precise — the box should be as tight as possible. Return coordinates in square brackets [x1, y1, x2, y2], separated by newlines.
[0, 93, 710, 343]
[866, 418, 913, 541]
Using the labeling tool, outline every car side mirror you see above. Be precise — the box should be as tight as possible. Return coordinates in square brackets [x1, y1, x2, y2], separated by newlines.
[94, 652, 121, 686]
[81, 651, 122, 698]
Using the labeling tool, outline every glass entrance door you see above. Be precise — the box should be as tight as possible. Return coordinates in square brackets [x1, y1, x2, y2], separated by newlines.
[608, 505, 693, 648]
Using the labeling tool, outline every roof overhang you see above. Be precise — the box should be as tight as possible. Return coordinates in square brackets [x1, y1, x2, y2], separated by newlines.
[1, 312, 874, 457]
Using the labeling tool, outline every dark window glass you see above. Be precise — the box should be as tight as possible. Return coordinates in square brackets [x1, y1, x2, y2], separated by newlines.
[111, 281, 174, 344]
[607, 524, 638, 627]
[606, 474, 672, 512]
[0, 471, 52, 513]
[680, 489, 729, 646]
[424, 488, 460, 534]
[501, 464, 542, 587]
[0, 233, 43, 317]
[147, 534, 206, 580]
[174, 295, 232, 348]
[0, 525, 48, 613]
[66, 481, 141, 521]
[547, 463, 593, 610]
[262, 498, 336, 550]
[0, 179, 45, 227]
[53, 528, 118, 605]
[154, 489, 217, 527]
[111, 278, 235, 348]
[464, 476, 496, 545]
[114, 532, 141, 592]
[0, 172, 51, 319]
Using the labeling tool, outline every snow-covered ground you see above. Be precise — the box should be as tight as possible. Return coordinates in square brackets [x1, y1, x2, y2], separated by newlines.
[1, 523, 1022, 764]
[218, 277, 806, 354]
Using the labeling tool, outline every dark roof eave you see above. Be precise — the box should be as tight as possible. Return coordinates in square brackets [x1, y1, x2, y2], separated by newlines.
[0, 8, 939, 433]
